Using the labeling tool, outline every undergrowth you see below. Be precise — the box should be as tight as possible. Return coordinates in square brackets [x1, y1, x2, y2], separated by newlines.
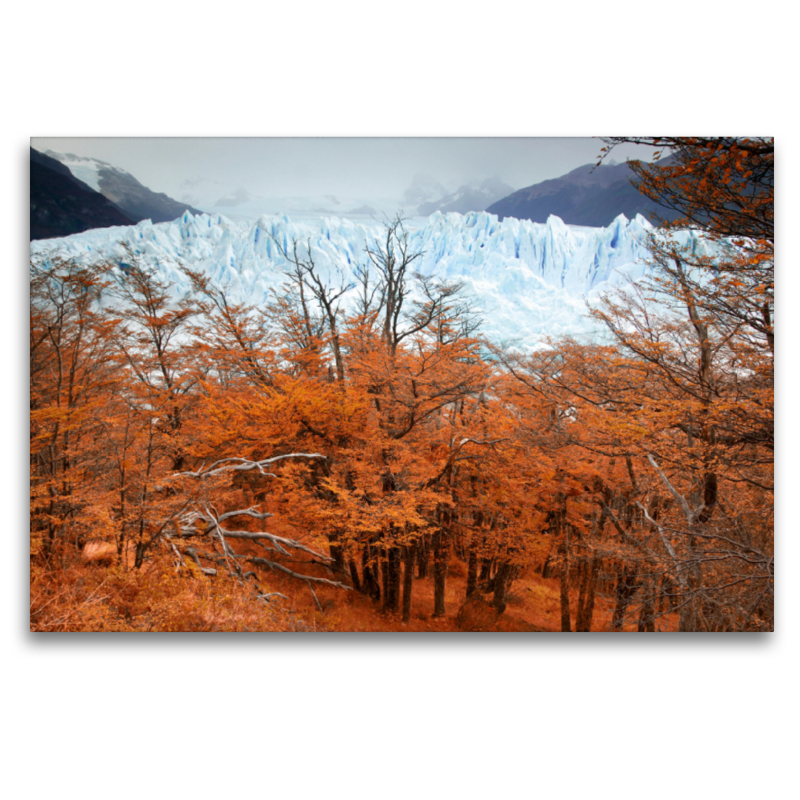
[30, 554, 314, 632]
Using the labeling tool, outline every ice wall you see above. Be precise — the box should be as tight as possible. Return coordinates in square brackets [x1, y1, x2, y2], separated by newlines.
[30, 210, 679, 346]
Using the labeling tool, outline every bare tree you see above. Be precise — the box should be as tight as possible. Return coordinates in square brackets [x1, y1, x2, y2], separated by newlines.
[270, 235, 353, 385]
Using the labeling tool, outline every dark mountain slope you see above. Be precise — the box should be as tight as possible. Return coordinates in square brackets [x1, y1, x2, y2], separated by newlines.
[30, 148, 134, 240]
[487, 160, 681, 227]
[95, 166, 205, 223]
[44, 150, 204, 224]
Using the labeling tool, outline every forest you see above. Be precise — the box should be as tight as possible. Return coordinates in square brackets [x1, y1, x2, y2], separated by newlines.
[29, 137, 774, 632]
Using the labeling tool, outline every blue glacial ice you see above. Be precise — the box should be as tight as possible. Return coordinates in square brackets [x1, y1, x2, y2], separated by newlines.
[29, 210, 708, 347]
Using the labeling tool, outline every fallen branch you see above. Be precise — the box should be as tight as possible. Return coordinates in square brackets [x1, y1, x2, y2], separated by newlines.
[187, 506, 334, 563]
[306, 583, 323, 612]
[178, 453, 326, 479]
[245, 556, 352, 591]
[184, 547, 218, 576]
[256, 592, 288, 602]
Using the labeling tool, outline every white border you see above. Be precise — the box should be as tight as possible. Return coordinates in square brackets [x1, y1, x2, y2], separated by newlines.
[6, 3, 797, 798]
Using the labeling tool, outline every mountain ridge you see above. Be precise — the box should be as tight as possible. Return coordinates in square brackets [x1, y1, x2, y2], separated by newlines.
[43, 150, 205, 225]
[486, 160, 680, 227]
[30, 147, 134, 240]
[417, 176, 515, 216]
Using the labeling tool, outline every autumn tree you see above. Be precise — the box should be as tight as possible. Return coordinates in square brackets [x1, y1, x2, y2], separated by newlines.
[510, 137, 777, 631]
[30, 259, 122, 560]
[188, 217, 494, 622]
[33, 163, 775, 631]
[601, 137, 773, 241]
[603, 137, 774, 356]
[344, 218, 490, 617]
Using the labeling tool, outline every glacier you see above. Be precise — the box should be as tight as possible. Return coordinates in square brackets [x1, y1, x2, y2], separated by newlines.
[28, 210, 709, 347]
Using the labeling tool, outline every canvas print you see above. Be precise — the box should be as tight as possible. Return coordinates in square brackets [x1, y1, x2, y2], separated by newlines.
[29, 137, 774, 632]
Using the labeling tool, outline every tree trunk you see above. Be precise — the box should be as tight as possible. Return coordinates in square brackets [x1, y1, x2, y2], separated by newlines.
[559, 511, 572, 631]
[659, 574, 676, 613]
[381, 548, 389, 609]
[559, 546, 572, 632]
[432, 528, 449, 617]
[679, 538, 703, 631]
[492, 561, 511, 614]
[611, 564, 638, 631]
[416, 534, 429, 579]
[402, 544, 415, 623]
[541, 549, 554, 579]
[117, 528, 127, 563]
[348, 557, 361, 593]
[679, 587, 698, 631]
[466, 539, 479, 598]
[383, 546, 401, 613]
[134, 541, 147, 569]
[638, 577, 656, 632]
[575, 554, 599, 632]
[326, 534, 345, 575]
[362, 545, 380, 600]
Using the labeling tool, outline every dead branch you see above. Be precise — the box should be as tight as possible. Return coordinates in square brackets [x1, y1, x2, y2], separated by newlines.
[244, 556, 352, 590]
[178, 452, 327, 479]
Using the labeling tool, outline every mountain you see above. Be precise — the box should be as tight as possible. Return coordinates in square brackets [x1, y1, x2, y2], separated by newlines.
[44, 150, 204, 224]
[417, 176, 515, 216]
[486, 160, 681, 227]
[30, 209, 711, 346]
[30, 147, 134, 240]
[403, 173, 449, 210]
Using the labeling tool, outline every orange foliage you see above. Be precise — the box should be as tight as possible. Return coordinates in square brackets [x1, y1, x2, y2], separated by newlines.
[30, 160, 774, 632]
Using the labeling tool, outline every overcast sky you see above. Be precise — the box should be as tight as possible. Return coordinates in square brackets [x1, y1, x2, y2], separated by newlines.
[31, 136, 653, 201]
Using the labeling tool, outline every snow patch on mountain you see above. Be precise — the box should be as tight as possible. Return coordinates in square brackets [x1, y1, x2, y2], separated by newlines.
[43, 150, 115, 192]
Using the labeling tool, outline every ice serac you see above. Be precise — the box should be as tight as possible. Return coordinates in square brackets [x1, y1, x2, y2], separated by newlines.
[29, 210, 660, 346]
